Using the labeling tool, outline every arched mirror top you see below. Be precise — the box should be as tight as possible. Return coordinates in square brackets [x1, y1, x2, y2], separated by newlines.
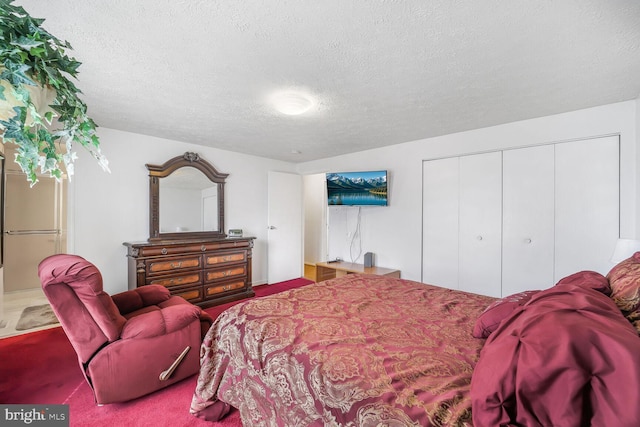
[147, 152, 227, 241]
[147, 152, 229, 182]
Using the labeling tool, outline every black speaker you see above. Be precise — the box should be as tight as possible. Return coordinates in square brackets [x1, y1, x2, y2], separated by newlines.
[364, 252, 374, 268]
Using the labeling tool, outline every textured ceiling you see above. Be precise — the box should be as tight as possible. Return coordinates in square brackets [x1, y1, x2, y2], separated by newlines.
[16, 0, 640, 162]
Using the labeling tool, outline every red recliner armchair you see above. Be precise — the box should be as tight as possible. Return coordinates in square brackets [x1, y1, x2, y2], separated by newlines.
[38, 254, 213, 405]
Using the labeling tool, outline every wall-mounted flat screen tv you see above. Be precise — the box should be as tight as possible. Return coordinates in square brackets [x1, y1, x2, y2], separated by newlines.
[326, 170, 388, 206]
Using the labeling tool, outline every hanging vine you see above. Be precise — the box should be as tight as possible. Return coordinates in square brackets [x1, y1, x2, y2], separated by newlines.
[0, 0, 109, 186]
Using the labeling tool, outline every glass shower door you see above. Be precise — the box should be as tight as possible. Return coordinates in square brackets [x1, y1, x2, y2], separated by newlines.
[3, 171, 66, 292]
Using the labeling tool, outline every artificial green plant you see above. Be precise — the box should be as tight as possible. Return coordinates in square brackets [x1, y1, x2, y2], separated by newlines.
[0, 0, 108, 186]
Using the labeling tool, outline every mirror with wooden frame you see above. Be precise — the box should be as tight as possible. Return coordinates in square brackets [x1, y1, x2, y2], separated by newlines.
[147, 152, 227, 241]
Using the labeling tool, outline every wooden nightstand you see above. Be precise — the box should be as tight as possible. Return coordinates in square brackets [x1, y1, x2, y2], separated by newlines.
[315, 261, 400, 282]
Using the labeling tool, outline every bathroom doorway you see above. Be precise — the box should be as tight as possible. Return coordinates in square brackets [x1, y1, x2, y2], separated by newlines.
[1, 145, 66, 337]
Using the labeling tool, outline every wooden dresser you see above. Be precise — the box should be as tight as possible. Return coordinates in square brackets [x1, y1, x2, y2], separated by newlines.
[123, 237, 255, 308]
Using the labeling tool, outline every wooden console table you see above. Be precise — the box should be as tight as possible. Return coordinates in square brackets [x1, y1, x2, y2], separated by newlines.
[315, 261, 400, 282]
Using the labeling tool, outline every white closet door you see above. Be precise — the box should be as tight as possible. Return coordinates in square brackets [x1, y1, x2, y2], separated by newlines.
[502, 145, 555, 295]
[422, 157, 459, 289]
[555, 136, 619, 280]
[459, 152, 502, 297]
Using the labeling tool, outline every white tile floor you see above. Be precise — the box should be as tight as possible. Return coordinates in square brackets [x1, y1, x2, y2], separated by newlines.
[0, 288, 59, 338]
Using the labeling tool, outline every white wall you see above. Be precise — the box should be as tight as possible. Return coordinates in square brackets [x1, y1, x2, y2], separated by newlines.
[298, 101, 639, 282]
[69, 128, 295, 295]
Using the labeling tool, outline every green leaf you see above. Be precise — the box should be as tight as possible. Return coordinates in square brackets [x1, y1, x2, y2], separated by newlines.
[29, 46, 46, 57]
[11, 35, 43, 50]
[0, 116, 27, 142]
[12, 83, 29, 102]
[43, 110, 54, 124]
[1, 60, 35, 86]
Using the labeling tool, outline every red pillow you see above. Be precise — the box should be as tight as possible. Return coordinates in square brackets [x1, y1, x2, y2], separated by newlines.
[473, 290, 540, 339]
[555, 270, 610, 295]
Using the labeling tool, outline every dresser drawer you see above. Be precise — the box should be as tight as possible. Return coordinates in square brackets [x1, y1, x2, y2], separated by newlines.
[171, 285, 204, 303]
[205, 279, 246, 297]
[205, 265, 247, 283]
[146, 255, 202, 275]
[205, 251, 246, 267]
[132, 239, 253, 257]
[146, 271, 202, 289]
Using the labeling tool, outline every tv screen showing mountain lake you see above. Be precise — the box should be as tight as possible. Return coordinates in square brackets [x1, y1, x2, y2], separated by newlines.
[326, 171, 388, 206]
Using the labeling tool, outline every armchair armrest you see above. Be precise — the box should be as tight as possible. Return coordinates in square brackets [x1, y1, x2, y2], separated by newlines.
[112, 285, 171, 315]
[158, 296, 214, 339]
[121, 304, 201, 340]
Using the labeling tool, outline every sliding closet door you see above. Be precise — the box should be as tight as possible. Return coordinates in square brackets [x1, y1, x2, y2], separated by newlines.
[422, 136, 620, 298]
[555, 136, 619, 280]
[458, 152, 502, 297]
[422, 157, 459, 289]
[502, 145, 555, 295]
[422, 152, 502, 296]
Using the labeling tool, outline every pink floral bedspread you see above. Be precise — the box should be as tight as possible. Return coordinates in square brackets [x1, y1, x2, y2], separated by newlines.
[190, 274, 494, 426]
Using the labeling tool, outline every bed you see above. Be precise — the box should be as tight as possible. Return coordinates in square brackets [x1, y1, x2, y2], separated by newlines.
[190, 254, 640, 426]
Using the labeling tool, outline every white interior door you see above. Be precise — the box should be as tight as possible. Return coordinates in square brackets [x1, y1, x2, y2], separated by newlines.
[267, 171, 302, 284]
[502, 145, 555, 295]
[555, 136, 620, 279]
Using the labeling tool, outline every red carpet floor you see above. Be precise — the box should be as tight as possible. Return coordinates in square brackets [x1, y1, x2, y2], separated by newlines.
[0, 278, 313, 426]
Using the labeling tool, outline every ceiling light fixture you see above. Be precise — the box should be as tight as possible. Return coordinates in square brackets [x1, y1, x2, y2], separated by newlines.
[272, 90, 314, 115]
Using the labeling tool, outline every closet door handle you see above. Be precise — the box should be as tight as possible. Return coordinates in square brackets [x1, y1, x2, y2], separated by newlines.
[524, 238, 532, 244]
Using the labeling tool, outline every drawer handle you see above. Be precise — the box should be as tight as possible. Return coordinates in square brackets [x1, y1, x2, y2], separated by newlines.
[223, 256, 232, 262]
[170, 261, 183, 269]
[222, 270, 231, 277]
[201, 245, 206, 251]
[222, 285, 231, 291]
